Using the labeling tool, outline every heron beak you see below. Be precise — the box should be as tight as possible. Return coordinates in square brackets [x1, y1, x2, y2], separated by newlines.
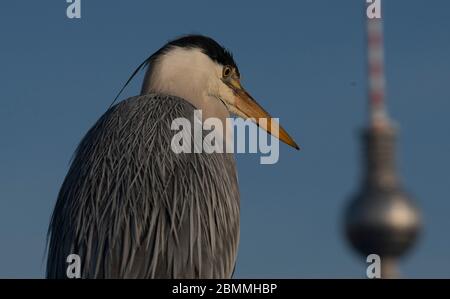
[225, 79, 300, 150]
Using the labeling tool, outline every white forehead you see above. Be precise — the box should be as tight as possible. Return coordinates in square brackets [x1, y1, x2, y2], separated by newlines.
[156, 46, 223, 76]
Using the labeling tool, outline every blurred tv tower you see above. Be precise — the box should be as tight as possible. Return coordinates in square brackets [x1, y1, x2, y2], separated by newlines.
[343, 2, 422, 278]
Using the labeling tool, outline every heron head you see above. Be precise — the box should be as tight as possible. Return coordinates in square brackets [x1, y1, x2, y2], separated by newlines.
[142, 35, 299, 150]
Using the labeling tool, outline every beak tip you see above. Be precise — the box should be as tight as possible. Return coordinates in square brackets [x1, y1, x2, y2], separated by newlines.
[288, 139, 301, 151]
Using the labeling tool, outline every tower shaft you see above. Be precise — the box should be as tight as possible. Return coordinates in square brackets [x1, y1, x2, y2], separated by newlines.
[367, 16, 388, 127]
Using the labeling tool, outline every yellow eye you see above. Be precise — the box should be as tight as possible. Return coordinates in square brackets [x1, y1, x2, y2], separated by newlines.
[223, 66, 232, 78]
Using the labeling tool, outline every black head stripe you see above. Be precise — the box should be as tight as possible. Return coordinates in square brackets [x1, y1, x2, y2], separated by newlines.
[154, 35, 238, 69]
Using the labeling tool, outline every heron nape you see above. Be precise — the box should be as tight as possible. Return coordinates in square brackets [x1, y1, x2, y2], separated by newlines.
[46, 35, 299, 278]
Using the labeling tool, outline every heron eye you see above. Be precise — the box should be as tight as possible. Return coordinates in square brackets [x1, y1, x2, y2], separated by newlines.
[222, 66, 232, 78]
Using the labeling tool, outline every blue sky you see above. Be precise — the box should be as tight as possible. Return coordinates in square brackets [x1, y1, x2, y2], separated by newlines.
[0, 0, 449, 278]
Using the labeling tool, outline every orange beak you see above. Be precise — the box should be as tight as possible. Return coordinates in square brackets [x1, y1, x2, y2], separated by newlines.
[224, 78, 300, 150]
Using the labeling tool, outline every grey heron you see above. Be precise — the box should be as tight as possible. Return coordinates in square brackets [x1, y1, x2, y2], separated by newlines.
[46, 35, 299, 278]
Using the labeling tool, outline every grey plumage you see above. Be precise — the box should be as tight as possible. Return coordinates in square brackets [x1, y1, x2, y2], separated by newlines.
[46, 94, 240, 278]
